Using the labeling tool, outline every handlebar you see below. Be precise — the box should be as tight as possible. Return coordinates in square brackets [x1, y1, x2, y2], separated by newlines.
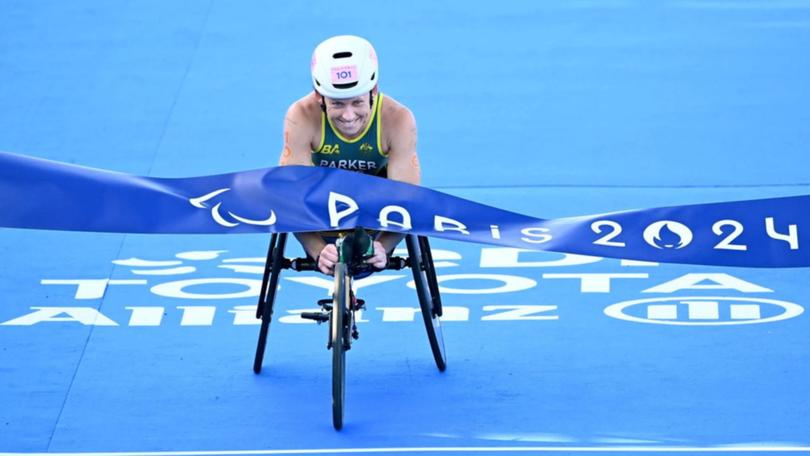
[281, 256, 410, 272]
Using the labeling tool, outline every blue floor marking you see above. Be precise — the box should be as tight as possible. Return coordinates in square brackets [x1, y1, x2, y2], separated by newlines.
[2, 0, 810, 453]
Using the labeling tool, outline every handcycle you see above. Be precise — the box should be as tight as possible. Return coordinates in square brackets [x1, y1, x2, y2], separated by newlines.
[252, 227, 446, 430]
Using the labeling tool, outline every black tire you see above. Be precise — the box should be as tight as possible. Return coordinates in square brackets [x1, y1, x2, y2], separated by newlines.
[253, 233, 287, 374]
[418, 236, 443, 318]
[331, 263, 349, 430]
[406, 235, 447, 372]
[255, 233, 278, 320]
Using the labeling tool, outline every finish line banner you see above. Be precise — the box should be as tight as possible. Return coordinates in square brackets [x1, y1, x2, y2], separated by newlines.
[0, 151, 807, 268]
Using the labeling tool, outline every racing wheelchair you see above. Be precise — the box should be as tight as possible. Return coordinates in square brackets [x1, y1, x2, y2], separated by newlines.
[252, 227, 446, 430]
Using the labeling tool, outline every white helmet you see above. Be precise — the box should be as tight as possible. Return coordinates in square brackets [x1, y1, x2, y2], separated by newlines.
[311, 35, 378, 99]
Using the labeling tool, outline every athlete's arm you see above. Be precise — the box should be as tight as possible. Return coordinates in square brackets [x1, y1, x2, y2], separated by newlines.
[279, 99, 338, 275]
[366, 105, 420, 266]
[278, 102, 317, 166]
[385, 106, 420, 186]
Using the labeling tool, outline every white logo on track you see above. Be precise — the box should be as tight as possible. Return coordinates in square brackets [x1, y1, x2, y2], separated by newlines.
[112, 250, 230, 275]
[604, 296, 804, 326]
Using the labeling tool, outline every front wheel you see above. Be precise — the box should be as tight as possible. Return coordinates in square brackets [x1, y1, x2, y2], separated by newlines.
[331, 263, 350, 430]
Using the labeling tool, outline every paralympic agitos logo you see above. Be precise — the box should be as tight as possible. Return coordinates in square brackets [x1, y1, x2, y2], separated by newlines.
[190, 188, 276, 228]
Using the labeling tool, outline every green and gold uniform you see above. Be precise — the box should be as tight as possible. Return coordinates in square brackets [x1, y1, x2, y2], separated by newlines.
[311, 93, 388, 176]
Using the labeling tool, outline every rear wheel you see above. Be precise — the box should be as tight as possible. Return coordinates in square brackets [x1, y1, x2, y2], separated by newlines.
[253, 233, 286, 374]
[331, 263, 349, 430]
[406, 235, 446, 372]
[419, 236, 443, 318]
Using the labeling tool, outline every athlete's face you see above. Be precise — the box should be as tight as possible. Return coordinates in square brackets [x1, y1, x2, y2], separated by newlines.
[324, 94, 372, 138]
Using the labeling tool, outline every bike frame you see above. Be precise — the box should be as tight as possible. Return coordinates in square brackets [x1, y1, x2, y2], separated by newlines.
[252, 231, 446, 430]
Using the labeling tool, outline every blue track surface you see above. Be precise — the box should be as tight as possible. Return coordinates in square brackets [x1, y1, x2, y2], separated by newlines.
[2, 1, 810, 454]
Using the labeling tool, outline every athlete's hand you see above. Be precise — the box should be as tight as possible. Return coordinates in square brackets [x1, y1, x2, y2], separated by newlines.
[317, 244, 338, 276]
[365, 241, 388, 270]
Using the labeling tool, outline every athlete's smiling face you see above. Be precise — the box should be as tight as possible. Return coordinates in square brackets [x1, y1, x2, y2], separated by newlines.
[324, 94, 373, 138]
